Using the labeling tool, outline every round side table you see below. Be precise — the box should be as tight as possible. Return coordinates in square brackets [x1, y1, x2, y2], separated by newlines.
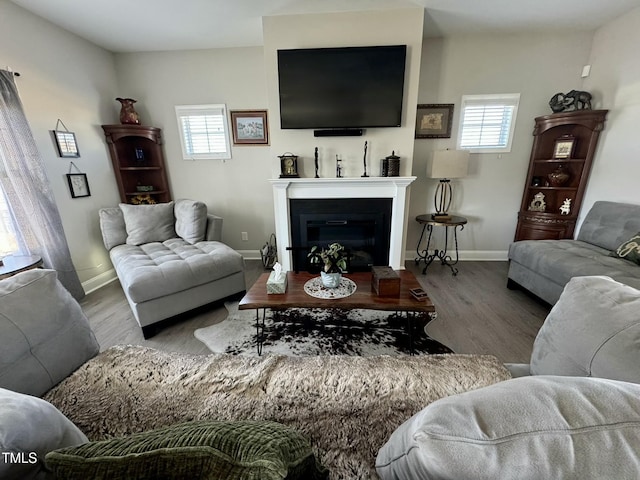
[415, 214, 467, 276]
[0, 254, 44, 280]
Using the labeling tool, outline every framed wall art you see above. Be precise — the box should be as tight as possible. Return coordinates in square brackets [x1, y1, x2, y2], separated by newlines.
[52, 130, 80, 157]
[229, 110, 269, 145]
[66, 173, 91, 198]
[553, 135, 576, 159]
[415, 104, 454, 139]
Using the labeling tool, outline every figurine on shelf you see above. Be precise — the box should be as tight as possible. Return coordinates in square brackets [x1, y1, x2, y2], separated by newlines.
[116, 97, 140, 125]
[314, 147, 319, 178]
[361, 141, 369, 177]
[528, 192, 546, 212]
[336, 155, 343, 178]
[560, 198, 572, 215]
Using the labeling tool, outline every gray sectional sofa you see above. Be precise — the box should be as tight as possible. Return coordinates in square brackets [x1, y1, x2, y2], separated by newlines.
[508, 200, 640, 304]
[99, 199, 246, 337]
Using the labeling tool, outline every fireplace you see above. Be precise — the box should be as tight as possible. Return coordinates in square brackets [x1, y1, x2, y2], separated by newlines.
[290, 198, 392, 272]
[271, 177, 416, 271]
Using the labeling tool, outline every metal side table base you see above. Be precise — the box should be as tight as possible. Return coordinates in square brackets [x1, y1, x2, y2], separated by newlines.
[414, 214, 467, 276]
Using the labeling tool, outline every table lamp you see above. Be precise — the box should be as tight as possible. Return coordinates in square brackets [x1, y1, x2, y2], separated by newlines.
[428, 149, 469, 220]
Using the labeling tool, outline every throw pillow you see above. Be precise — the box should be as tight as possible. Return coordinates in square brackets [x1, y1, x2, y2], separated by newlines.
[120, 201, 175, 246]
[46, 420, 328, 480]
[376, 376, 640, 480]
[98, 207, 127, 250]
[610, 231, 640, 265]
[0, 388, 88, 480]
[174, 199, 208, 244]
[530, 275, 640, 384]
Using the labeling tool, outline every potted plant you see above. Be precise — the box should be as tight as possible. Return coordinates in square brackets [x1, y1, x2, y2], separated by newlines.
[308, 242, 348, 288]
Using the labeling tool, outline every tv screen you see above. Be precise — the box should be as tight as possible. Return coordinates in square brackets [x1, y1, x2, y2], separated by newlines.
[277, 45, 406, 129]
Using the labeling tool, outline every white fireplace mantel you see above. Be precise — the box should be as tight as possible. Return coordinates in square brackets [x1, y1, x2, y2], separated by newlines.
[270, 176, 416, 271]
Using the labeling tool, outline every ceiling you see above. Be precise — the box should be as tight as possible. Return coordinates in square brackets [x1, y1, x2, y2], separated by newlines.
[10, 0, 640, 53]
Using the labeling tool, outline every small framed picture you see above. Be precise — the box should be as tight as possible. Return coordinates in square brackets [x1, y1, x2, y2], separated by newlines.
[66, 173, 91, 198]
[415, 104, 454, 138]
[229, 110, 269, 145]
[553, 135, 576, 159]
[52, 130, 80, 157]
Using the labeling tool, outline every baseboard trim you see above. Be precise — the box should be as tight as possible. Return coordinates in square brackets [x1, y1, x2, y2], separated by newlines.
[238, 249, 261, 260]
[82, 268, 118, 295]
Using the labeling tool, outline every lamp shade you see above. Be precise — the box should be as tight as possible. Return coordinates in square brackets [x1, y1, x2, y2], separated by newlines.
[428, 150, 469, 179]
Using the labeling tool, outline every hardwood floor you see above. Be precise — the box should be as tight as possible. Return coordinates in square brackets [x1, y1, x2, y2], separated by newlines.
[81, 260, 549, 363]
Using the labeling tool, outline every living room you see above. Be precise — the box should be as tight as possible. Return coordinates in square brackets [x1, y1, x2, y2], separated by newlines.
[2, 1, 640, 478]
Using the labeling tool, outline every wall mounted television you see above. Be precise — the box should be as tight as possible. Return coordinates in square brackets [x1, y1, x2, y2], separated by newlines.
[277, 45, 407, 130]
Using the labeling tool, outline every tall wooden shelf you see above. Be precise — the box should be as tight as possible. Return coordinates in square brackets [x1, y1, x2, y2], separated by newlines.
[514, 110, 608, 241]
[102, 124, 171, 204]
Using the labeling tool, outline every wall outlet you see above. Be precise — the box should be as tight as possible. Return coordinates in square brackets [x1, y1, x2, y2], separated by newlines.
[241, 232, 248, 241]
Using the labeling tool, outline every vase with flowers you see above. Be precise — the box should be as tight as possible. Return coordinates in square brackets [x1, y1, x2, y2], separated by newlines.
[308, 242, 348, 288]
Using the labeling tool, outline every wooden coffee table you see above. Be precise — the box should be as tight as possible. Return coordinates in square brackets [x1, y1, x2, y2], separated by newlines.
[239, 270, 435, 355]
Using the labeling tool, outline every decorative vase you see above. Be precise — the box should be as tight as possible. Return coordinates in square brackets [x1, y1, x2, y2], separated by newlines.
[548, 164, 570, 187]
[116, 97, 140, 125]
[320, 271, 342, 289]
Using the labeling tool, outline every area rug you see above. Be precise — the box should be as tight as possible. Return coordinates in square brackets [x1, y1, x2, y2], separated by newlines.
[194, 301, 452, 356]
[44, 345, 512, 480]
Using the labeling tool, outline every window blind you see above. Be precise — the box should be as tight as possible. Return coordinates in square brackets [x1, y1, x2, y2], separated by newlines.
[458, 94, 520, 153]
[175, 104, 231, 160]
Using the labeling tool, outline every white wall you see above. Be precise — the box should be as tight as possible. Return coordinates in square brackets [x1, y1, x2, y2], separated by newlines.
[408, 32, 594, 259]
[580, 6, 640, 216]
[113, 47, 272, 254]
[0, 0, 120, 290]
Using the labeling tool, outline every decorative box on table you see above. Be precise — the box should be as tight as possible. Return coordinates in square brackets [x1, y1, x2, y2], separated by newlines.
[266, 263, 287, 294]
[371, 266, 400, 297]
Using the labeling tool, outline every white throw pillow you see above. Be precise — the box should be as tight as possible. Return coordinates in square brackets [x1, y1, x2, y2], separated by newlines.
[119, 201, 175, 246]
[376, 376, 640, 480]
[174, 199, 207, 244]
[0, 388, 88, 480]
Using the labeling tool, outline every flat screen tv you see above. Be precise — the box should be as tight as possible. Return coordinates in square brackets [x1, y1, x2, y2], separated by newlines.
[277, 45, 406, 130]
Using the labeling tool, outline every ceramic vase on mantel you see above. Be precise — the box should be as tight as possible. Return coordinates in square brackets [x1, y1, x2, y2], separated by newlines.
[321, 271, 342, 289]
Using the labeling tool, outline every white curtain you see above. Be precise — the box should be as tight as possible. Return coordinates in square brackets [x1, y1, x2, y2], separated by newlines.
[0, 70, 84, 299]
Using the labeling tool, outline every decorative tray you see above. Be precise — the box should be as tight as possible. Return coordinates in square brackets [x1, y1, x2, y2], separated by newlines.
[303, 276, 357, 299]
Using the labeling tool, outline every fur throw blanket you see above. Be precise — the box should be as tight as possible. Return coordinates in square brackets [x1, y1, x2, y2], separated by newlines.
[44, 346, 511, 479]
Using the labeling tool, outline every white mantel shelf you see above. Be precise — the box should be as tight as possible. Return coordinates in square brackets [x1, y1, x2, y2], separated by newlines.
[270, 176, 416, 271]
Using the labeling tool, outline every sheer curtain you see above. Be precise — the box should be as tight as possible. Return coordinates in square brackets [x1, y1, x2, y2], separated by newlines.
[0, 70, 84, 299]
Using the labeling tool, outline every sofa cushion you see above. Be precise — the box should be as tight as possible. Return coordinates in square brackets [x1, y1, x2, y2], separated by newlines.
[376, 375, 640, 480]
[98, 207, 126, 250]
[120, 201, 176, 246]
[576, 200, 640, 251]
[109, 239, 244, 303]
[174, 199, 208, 244]
[530, 276, 640, 383]
[0, 387, 88, 480]
[508, 239, 640, 292]
[611, 231, 640, 265]
[0, 269, 99, 397]
[46, 420, 328, 480]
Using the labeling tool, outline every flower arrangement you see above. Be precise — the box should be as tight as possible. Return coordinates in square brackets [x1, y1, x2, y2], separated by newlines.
[308, 242, 348, 273]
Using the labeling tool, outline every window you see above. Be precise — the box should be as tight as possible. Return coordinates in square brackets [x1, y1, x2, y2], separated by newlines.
[0, 189, 21, 257]
[457, 94, 520, 153]
[175, 104, 232, 160]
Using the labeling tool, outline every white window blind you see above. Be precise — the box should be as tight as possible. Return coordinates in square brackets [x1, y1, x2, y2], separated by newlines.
[457, 94, 520, 153]
[175, 104, 231, 160]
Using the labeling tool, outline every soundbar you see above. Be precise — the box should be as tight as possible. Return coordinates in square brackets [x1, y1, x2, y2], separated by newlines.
[314, 128, 364, 137]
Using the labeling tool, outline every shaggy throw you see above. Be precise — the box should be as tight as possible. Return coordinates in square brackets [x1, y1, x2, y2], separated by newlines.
[194, 302, 452, 356]
[44, 346, 511, 480]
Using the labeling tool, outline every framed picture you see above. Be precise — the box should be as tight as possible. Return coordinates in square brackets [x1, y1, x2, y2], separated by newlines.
[553, 135, 576, 159]
[52, 130, 80, 157]
[66, 173, 91, 198]
[415, 104, 454, 138]
[229, 110, 269, 145]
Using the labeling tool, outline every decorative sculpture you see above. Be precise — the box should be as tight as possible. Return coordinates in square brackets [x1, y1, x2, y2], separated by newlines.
[116, 98, 140, 125]
[560, 198, 572, 215]
[549, 90, 592, 113]
[314, 147, 319, 178]
[361, 141, 369, 177]
[336, 155, 343, 178]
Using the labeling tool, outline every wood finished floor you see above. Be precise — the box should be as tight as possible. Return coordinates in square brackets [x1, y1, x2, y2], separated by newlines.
[81, 260, 550, 363]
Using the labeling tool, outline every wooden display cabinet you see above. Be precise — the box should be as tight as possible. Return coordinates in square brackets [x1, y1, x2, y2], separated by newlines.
[102, 124, 171, 204]
[514, 110, 608, 241]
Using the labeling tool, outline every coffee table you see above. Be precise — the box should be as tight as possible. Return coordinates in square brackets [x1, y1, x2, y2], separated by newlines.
[239, 270, 435, 355]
